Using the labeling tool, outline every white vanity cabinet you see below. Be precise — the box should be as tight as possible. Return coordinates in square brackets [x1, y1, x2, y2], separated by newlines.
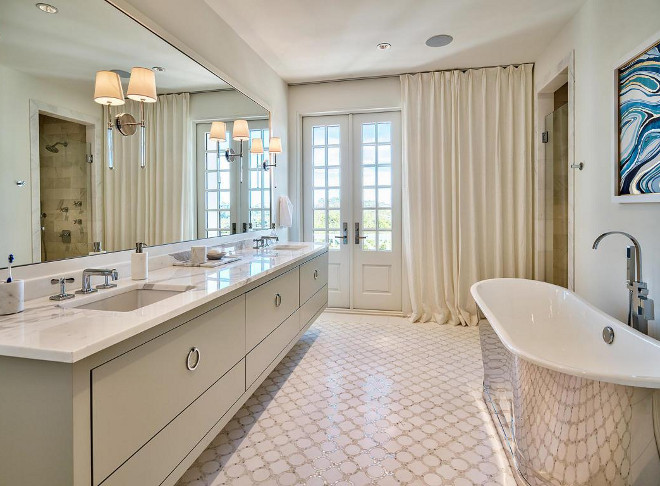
[0, 248, 328, 486]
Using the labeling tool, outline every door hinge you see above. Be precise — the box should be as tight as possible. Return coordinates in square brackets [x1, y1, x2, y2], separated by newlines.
[542, 131, 549, 144]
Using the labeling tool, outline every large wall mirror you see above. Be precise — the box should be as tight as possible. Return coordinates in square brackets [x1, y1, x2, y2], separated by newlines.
[0, 0, 272, 267]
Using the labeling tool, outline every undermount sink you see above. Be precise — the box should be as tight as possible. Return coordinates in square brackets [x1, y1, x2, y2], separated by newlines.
[67, 285, 194, 312]
[273, 244, 307, 251]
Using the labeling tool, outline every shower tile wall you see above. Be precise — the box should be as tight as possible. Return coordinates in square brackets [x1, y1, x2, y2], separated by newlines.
[39, 115, 91, 261]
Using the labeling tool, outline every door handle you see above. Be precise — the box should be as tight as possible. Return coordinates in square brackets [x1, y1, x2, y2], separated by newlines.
[355, 222, 367, 244]
[333, 222, 349, 245]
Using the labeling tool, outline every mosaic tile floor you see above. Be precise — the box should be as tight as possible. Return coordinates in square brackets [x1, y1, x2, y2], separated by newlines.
[177, 312, 516, 486]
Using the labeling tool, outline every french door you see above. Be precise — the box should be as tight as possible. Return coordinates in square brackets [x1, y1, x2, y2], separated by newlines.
[302, 112, 402, 311]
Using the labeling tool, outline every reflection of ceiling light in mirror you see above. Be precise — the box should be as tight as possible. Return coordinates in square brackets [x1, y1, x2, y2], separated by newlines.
[36, 3, 58, 14]
[425, 34, 453, 47]
[377, 42, 391, 51]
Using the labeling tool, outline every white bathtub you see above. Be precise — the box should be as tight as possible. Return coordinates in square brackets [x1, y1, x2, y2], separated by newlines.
[472, 278, 660, 388]
[471, 278, 660, 486]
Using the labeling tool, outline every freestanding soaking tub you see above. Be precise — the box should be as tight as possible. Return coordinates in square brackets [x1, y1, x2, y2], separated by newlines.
[471, 278, 660, 486]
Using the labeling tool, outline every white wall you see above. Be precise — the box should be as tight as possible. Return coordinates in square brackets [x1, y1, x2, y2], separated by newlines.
[115, 0, 289, 236]
[287, 77, 401, 239]
[189, 90, 268, 122]
[535, 0, 660, 332]
[0, 65, 100, 266]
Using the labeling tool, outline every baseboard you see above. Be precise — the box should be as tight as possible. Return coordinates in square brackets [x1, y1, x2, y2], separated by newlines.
[325, 308, 406, 317]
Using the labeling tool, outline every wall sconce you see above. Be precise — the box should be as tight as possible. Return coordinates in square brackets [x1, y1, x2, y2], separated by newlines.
[93, 71, 125, 170]
[93, 67, 157, 170]
[225, 119, 249, 162]
[262, 137, 281, 171]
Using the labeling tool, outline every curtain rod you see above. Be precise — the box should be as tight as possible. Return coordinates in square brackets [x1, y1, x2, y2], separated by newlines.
[288, 62, 534, 87]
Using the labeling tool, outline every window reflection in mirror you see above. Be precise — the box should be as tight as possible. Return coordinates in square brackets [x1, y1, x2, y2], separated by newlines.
[0, 0, 271, 267]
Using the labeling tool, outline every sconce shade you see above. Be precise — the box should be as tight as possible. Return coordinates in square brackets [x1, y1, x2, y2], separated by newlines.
[94, 71, 125, 105]
[269, 137, 282, 154]
[127, 67, 157, 103]
[250, 138, 264, 154]
[210, 121, 227, 141]
[232, 119, 250, 141]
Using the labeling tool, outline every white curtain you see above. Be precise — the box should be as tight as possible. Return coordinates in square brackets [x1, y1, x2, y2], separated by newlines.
[401, 65, 534, 326]
[103, 93, 194, 250]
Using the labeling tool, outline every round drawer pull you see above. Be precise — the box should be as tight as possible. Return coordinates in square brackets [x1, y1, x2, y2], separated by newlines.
[313, 269, 319, 280]
[275, 293, 282, 307]
[186, 347, 201, 371]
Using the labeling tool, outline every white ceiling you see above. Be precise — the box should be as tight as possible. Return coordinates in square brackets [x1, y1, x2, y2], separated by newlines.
[205, 0, 585, 83]
[0, 0, 229, 94]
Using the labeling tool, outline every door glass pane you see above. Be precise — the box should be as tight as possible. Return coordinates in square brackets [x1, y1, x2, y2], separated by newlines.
[363, 167, 376, 186]
[362, 124, 376, 143]
[377, 123, 391, 143]
[314, 147, 326, 166]
[362, 146, 376, 165]
[360, 121, 393, 252]
[327, 189, 340, 208]
[363, 210, 377, 229]
[310, 123, 341, 251]
[313, 126, 326, 146]
[377, 209, 392, 229]
[314, 169, 326, 187]
[202, 128, 232, 238]
[327, 147, 340, 166]
[363, 231, 377, 251]
[377, 166, 391, 186]
[314, 189, 326, 208]
[363, 188, 376, 208]
[327, 125, 340, 145]
[327, 168, 340, 187]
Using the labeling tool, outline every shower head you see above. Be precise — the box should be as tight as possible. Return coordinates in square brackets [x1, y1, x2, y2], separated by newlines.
[45, 141, 68, 153]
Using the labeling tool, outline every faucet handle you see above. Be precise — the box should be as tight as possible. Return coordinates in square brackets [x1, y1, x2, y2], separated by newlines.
[49, 277, 75, 301]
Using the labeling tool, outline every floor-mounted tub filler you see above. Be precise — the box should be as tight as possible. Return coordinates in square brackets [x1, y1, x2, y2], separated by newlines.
[472, 278, 660, 486]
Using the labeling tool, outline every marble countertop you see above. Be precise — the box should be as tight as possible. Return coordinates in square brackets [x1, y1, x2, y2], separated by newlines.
[0, 243, 327, 363]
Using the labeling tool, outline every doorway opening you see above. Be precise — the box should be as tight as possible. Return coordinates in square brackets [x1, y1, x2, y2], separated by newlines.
[543, 83, 569, 287]
[38, 114, 92, 261]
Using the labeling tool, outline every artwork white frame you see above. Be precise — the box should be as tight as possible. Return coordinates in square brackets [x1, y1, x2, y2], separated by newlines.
[613, 28, 660, 203]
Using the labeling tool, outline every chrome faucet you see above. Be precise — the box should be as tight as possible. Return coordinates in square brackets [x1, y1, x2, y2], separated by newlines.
[593, 231, 654, 334]
[76, 268, 119, 294]
[253, 235, 279, 251]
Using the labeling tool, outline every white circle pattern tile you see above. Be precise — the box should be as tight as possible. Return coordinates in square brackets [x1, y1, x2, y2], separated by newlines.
[176, 312, 517, 486]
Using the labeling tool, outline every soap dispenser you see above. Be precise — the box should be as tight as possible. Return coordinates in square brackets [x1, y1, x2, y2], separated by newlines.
[131, 242, 148, 280]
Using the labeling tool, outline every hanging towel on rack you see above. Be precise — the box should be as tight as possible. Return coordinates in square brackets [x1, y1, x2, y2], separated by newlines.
[279, 195, 293, 228]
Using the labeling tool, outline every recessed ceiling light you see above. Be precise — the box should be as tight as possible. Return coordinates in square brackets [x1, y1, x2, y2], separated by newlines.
[36, 3, 58, 14]
[426, 34, 453, 48]
[376, 42, 391, 51]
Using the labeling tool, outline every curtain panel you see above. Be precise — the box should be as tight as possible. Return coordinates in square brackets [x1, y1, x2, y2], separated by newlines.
[104, 93, 194, 251]
[401, 65, 534, 326]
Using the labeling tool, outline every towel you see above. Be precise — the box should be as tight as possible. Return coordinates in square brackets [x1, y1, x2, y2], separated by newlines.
[279, 195, 293, 228]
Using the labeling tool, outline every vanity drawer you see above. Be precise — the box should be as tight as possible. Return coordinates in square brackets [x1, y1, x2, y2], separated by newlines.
[246, 268, 299, 351]
[101, 360, 245, 486]
[300, 285, 328, 330]
[246, 311, 300, 387]
[91, 295, 246, 485]
[299, 252, 328, 305]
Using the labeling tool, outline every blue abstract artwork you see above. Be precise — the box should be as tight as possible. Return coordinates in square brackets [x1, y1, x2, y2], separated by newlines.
[619, 40, 660, 195]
